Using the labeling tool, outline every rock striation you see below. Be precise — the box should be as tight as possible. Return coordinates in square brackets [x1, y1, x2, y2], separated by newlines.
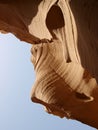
[0, 0, 98, 128]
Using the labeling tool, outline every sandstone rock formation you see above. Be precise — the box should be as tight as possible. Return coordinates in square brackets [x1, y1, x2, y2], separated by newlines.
[0, 0, 98, 129]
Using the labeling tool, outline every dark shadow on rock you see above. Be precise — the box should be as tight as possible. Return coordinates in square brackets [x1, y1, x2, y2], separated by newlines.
[70, 0, 98, 82]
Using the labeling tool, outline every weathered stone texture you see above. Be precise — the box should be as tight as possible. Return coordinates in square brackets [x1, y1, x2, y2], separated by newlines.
[0, 0, 98, 128]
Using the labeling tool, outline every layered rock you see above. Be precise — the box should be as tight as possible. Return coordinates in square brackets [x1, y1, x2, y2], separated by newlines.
[0, 0, 98, 128]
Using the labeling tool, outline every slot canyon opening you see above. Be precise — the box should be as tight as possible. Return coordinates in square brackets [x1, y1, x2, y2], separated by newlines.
[46, 5, 65, 38]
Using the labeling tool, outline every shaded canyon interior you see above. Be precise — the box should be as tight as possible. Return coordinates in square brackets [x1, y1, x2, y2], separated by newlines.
[0, 0, 98, 129]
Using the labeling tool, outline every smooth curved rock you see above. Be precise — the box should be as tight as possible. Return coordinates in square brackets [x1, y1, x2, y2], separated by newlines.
[0, 0, 98, 129]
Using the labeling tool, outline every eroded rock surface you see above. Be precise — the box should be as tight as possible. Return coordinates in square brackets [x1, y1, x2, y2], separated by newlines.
[0, 0, 98, 128]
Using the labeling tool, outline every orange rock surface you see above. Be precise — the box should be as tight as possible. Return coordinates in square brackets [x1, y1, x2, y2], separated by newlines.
[0, 0, 98, 128]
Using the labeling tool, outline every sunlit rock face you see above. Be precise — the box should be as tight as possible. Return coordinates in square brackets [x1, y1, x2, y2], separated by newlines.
[0, 0, 98, 129]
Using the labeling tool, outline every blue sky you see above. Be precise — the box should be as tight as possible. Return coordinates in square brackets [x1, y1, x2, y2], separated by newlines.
[0, 33, 96, 130]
